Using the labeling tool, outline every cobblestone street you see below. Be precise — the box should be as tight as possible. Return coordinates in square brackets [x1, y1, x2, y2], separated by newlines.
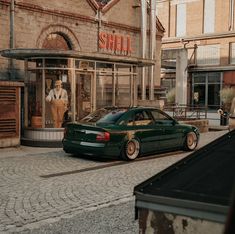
[0, 130, 228, 233]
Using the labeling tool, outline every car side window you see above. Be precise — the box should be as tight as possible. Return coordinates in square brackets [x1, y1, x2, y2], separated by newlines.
[134, 111, 153, 126]
[118, 113, 134, 126]
[151, 110, 171, 124]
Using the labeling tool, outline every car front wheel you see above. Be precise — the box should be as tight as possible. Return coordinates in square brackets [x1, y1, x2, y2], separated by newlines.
[184, 132, 198, 151]
[121, 139, 140, 161]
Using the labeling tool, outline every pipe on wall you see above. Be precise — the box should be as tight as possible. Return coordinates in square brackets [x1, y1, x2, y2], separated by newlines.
[149, 0, 156, 100]
[229, 0, 234, 31]
[10, 0, 15, 48]
[140, 0, 147, 100]
[9, 0, 15, 80]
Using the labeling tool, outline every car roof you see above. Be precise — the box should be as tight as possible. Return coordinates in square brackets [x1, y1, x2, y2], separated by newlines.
[102, 106, 159, 111]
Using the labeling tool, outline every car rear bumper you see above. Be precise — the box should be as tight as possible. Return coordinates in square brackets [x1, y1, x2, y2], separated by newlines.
[62, 138, 121, 158]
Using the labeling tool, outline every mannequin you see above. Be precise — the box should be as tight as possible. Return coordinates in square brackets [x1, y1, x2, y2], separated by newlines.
[46, 80, 68, 128]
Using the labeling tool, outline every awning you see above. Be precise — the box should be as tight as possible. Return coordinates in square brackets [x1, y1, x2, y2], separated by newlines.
[0, 48, 155, 67]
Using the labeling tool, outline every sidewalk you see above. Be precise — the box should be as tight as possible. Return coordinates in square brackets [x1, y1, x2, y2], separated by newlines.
[0, 130, 230, 233]
[0, 145, 61, 159]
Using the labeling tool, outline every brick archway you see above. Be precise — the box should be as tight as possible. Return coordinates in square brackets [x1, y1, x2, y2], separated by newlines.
[37, 24, 81, 50]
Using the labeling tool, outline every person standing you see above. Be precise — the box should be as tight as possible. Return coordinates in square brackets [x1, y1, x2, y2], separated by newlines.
[46, 80, 68, 128]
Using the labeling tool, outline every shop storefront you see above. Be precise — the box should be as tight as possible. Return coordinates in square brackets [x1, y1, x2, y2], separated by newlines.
[1, 49, 154, 146]
[0, 0, 165, 147]
[192, 72, 222, 110]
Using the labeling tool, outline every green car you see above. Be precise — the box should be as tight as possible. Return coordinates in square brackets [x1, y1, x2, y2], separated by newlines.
[62, 107, 200, 160]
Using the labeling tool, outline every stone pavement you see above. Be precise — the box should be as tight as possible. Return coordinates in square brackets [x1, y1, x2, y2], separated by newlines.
[0, 130, 229, 233]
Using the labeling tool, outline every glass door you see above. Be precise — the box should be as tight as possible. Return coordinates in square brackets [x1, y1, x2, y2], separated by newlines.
[96, 63, 114, 109]
[115, 64, 132, 107]
[75, 71, 93, 120]
[192, 72, 222, 110]
[193, 84, 206, 106]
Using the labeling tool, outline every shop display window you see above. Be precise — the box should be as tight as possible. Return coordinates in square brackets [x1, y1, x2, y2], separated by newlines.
[75, 60, 95, 71]
[45, 58, 71, 68]
[25, 58, 136, 128]
[44, 69, 71, 128]
[27, 69, 43, 128]
[75, 71, 92, 120]
[96, 73, 113, 109]
[96, 63, 113, 108]
[115, 65, 132, 107]
[26, 59, 72, 128]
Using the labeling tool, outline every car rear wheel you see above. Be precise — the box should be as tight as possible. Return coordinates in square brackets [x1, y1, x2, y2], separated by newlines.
[121, 139, 140, 160]
[184, 132, 198, 151]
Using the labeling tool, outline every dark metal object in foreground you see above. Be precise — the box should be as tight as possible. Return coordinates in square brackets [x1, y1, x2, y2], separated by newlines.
[134, 130, 235, 233]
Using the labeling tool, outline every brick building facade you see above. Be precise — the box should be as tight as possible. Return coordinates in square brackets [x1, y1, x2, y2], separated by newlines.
[0, 0, 164, 146]
[157, 0, 235, 109]
[0, 0, 164, 82]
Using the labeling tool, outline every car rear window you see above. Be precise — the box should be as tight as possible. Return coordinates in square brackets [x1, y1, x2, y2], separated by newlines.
[97, 110, 127, 124]
[81, 108, 127, 124]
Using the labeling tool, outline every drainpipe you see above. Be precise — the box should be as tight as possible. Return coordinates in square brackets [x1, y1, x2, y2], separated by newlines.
[140, 0, 147, 100]
[149, 0, 156, 100]
[96, 9, 102, 52]
[10, 0, 15, 79]
[229, 0, 234, 31]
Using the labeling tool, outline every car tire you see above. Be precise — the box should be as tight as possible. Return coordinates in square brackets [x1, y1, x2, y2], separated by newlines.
[121, 139, 140, 161]
[184, 132, 198, 151]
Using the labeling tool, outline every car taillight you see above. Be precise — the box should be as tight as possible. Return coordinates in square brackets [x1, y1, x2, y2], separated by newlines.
[96, 132, 110, 141]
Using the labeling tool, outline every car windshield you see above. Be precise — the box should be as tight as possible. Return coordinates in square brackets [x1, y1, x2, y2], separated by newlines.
[81, 108, 127, 124]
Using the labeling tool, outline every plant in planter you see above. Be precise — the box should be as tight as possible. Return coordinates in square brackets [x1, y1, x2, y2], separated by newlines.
[219, 87, 235, 113]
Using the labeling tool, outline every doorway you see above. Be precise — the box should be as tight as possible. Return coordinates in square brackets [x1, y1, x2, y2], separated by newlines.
[75, 71, 93, 120]
[192, 72, 222, 110]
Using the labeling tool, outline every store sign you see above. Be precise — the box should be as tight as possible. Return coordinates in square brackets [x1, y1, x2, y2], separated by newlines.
[99, 32, 133, 55]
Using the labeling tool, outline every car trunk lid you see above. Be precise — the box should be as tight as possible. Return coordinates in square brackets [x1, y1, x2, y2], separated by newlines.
[65, 122, 109, 142]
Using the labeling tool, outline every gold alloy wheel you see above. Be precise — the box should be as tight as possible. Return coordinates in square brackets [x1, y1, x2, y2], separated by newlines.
[125, 139, 140, 160]
[187, 132, 197, 150]
[127, 141, 135, 155]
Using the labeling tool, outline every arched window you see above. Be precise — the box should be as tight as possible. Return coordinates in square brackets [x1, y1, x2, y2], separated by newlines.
[42, 33, 72, 50]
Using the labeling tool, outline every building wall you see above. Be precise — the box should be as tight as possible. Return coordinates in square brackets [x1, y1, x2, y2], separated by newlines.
[157, 0, 235, 66]
[0, 2, 10, 79]
[215, 0, 230, 33]
[157, 0, 235, 107]
[18, 0, 95, 17]
[102, 0, 141, 28]
[186, 0, 203, 36]
[0, 0, 163, 88]
[158, 0, 235, 39]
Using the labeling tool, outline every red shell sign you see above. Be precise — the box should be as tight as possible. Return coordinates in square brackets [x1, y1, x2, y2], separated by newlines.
[99, 32, 133, 55]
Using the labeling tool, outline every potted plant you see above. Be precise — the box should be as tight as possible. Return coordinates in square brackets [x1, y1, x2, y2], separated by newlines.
[218, 87, 235, 126]
[219, 87, 235, 112]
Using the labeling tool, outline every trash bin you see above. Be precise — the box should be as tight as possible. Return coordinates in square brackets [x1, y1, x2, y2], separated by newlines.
[220, 112, 228, 126]
[134, 130, 235, 234]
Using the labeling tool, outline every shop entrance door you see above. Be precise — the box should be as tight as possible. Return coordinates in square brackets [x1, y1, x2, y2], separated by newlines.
[75, 71, 94, 120]
[193, 84, 206, 106]
[192, 72, 222, 110]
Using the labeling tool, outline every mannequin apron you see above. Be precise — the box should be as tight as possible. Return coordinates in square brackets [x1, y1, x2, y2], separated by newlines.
[50, 90, 66, 128]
